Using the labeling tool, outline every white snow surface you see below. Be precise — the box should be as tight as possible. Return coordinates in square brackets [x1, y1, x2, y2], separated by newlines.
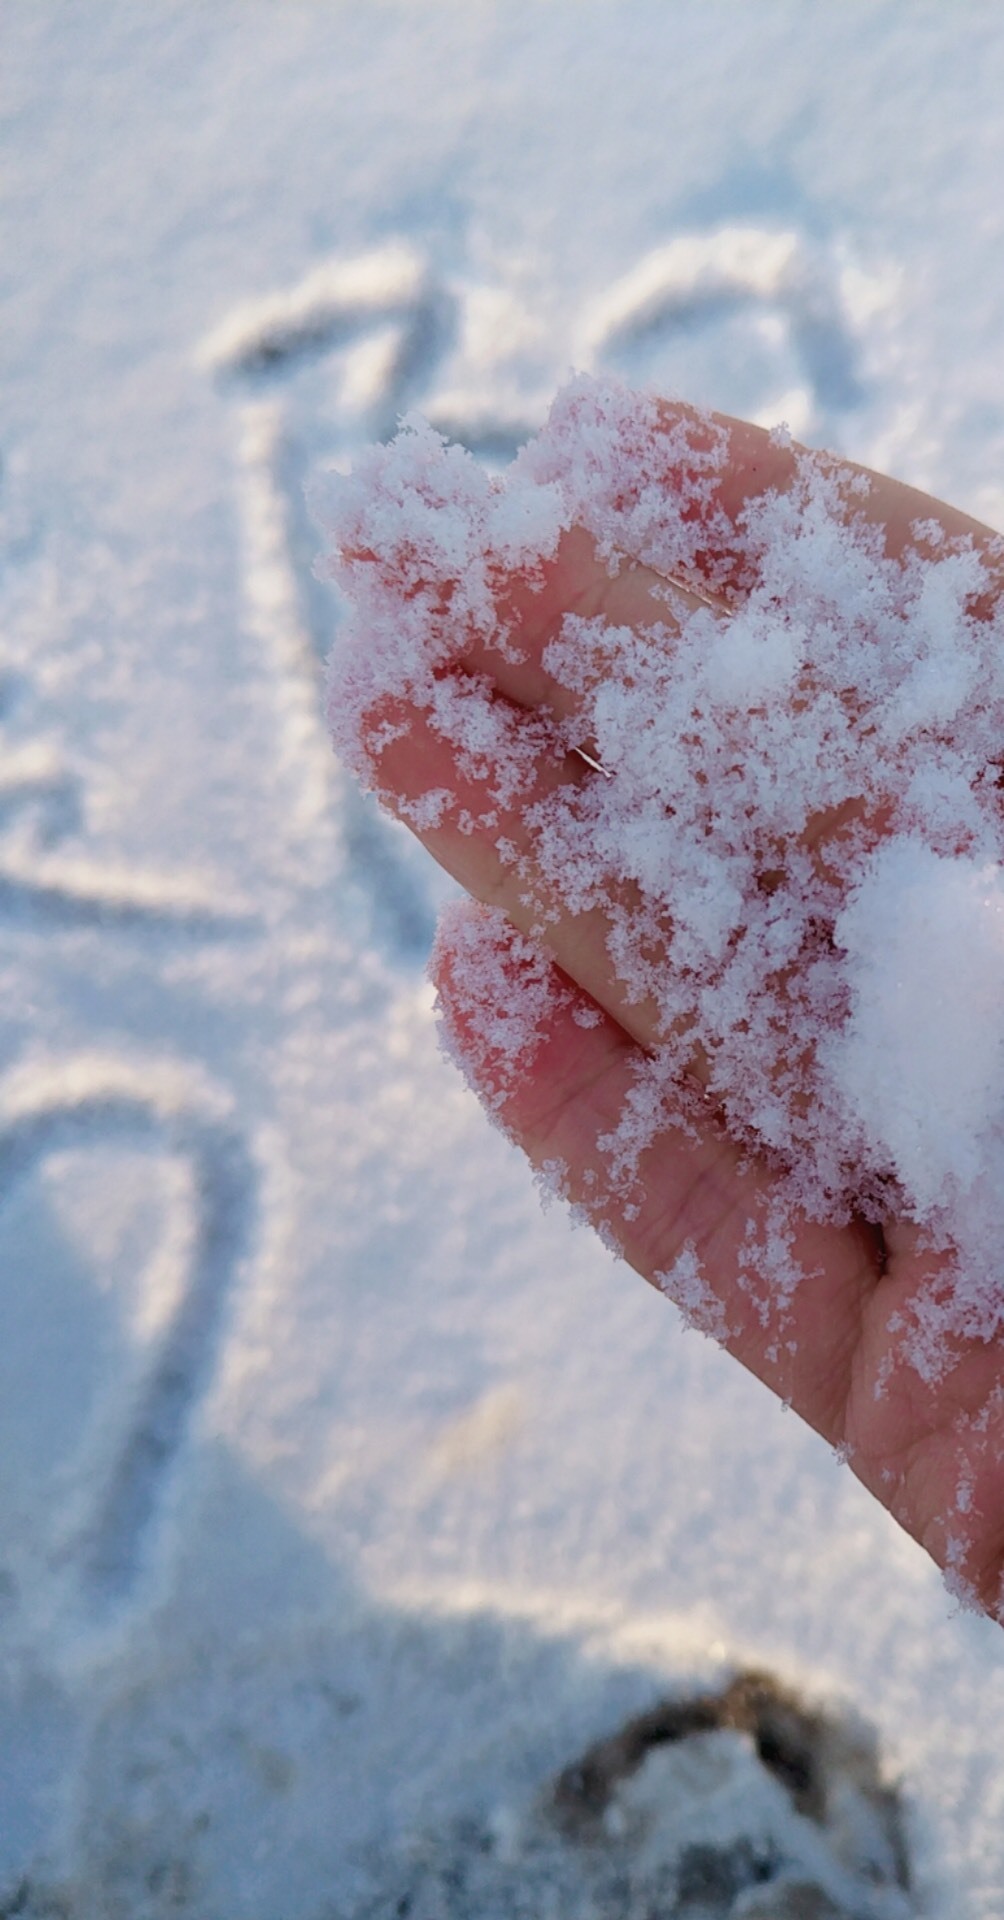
[5, 4, 1004, 1915]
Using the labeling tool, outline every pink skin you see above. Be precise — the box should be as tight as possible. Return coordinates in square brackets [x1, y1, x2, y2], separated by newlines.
[355, 405, 1004, 1619]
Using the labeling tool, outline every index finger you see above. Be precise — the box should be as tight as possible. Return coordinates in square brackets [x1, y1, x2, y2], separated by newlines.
[354, 388, 1004, 741]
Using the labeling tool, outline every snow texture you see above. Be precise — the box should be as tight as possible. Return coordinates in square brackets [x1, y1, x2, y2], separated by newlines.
[321, 372, 1004, 1367]
[8, 4, 1004, 1916]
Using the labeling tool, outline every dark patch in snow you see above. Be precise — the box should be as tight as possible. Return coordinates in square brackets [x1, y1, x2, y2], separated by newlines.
[359, 1669, 912, 1919]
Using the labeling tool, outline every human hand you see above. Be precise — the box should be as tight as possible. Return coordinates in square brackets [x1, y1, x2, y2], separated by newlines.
[320, 381, 1004, 1619]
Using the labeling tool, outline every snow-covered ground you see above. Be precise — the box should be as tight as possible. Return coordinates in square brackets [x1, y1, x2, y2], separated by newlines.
[4, 6, 1004, 1914]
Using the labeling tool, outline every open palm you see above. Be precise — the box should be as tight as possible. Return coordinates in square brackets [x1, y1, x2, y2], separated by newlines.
[342, 406, 1004, 1621]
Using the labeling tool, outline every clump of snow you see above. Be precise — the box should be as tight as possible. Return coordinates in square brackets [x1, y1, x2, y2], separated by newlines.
[656, 1242, 736, 1343]
[430, 898, 577, 1118]
[319, 372, 1004, 1365]
[823, 840, 1004, 1214]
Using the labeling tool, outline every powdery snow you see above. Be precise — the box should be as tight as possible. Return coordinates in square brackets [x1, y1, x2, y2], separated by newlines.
[7, 4, 1004, 1916]
[321, 374, 1004, 1369]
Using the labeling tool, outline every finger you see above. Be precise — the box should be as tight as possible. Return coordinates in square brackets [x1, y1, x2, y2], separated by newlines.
[471, 525, 716, 731]
[326, 386, 1004, 788]
[701, 404, 1003, 579]
[529, 383, 1004, 610]
[445, 402, 1004, 749]
[369, 675, 888, 1072]
[339, 515, 718, 748]
[433, 899, 1004, 1616]
[431, 897, 880, 1445]
[370, 684, 665, 1048]
[839, 1217, 1004, 1615]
